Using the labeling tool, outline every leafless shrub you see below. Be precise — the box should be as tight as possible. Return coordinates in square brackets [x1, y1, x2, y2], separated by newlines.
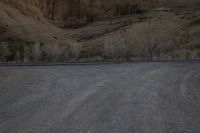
[191, 50, 200, 60]
[104, 33, 128, 60]
[40, 44, 62, 62]
[31, 42, 41, 62]
[126, 19, 181, 60]
[69, 42, 81, 60]
[174, 49, 200, 60]
[23, 45, 31, 63]
[0, 41, 10, 62]
[174, 49, 193, 60]
[0, 41, 75, 63]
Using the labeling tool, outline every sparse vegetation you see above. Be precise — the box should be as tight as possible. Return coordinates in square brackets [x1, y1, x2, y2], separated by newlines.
[31, 42, 41, 62]
[104, 33, 128, 60]
[0, 42, 9, 62]
[125, 19, 185, 60]
[69, 42, 81, 61]
[0, 40, 83, 63]
[41, 44, 63, 62]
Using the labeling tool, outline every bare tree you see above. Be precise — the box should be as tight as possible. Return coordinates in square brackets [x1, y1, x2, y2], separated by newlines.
[23, 45, 30, 63]
[0, 41, 10, 62]
[70, 42, 81, 60]
[191, 50, 200, 60]
[42, 44, 62, 62]
[31, 42, 41, 62]
[126, 19, 180, 60]
[104, 33, 128, 60]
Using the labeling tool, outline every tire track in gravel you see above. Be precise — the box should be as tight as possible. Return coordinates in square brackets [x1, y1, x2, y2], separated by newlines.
[0, 62, 200, 133]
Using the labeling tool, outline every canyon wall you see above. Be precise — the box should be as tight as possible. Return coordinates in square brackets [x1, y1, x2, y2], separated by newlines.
[41, 0, 159, 23]
[40, 0, 87, 23]
[2, 0, 199, 24]
[1, 0, 159, 25]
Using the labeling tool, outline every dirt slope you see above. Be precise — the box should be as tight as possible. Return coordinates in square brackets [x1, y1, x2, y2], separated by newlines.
[0, 1, 73, 45]
[0, 0, 158, 47]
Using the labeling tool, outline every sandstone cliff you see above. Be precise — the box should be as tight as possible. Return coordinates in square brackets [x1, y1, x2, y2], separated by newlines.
[1, 0, 159, 25]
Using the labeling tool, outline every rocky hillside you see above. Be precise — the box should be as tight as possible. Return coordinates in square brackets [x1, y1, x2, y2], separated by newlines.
[0, 0, 200, 62]
[0, 0, 159, 40]
[1, 0, 159, 24]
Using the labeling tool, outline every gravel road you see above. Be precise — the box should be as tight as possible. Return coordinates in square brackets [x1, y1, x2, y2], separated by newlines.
[0, 62, 200, 133]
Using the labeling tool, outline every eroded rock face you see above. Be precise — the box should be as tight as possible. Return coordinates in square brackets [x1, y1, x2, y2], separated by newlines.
[40, 0, 87, 22]
[1, 0, 159, 25]
[3, 0, 200, 25]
